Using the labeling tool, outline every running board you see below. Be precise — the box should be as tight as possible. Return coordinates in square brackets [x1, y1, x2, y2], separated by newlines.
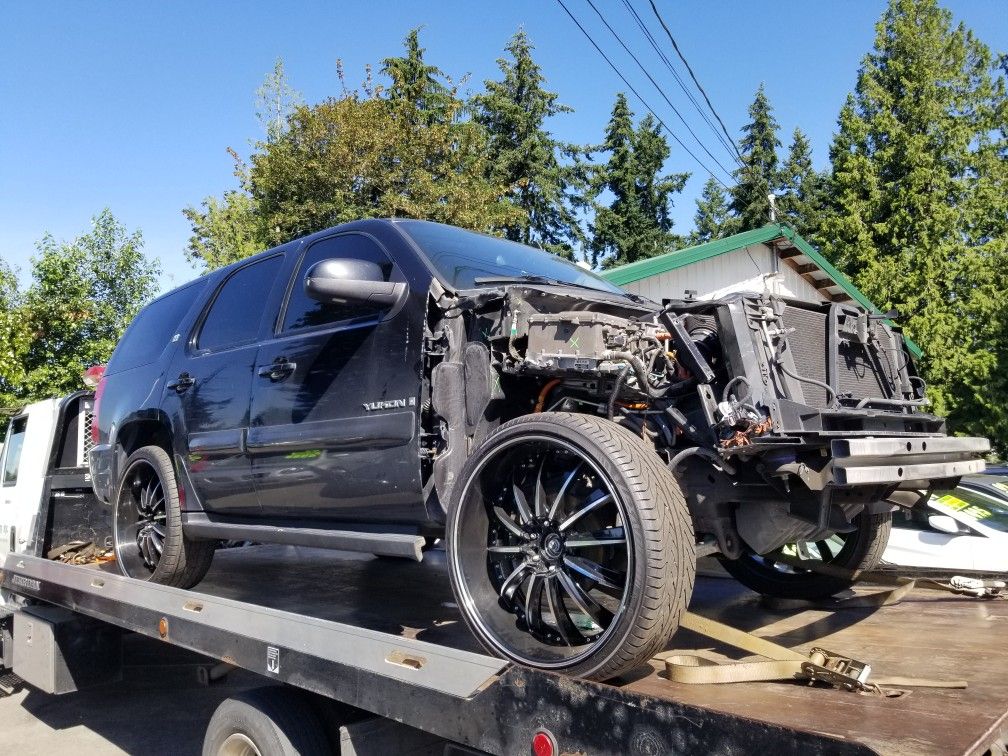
[182, 513, 426, 561]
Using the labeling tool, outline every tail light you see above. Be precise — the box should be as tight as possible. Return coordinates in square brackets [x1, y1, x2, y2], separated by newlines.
[90, 373, 108, 446]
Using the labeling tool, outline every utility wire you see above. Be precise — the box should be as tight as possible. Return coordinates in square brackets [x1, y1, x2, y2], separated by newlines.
[647, 0, 744, 165]
[620, 0, 741, 167]
[583, 0, 735, 181]
[555, 0, 731, 190]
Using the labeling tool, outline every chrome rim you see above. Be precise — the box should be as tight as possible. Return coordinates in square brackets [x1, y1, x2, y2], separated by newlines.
[114, 460, 167, 577]
[451, 435, 632, 668]
[217, 733, 262, 756]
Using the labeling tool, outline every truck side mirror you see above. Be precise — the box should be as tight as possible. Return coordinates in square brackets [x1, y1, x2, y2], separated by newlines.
[304, 258, 406, 308]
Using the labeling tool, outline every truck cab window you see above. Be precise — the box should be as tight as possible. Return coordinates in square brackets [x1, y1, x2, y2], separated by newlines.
[2, 416, 27, 486]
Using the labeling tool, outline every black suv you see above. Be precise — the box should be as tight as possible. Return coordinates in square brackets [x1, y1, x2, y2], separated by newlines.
[90, 219, 987, 679]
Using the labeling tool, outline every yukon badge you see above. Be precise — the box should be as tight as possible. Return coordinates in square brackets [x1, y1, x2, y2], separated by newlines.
[363, 397, 417, 412]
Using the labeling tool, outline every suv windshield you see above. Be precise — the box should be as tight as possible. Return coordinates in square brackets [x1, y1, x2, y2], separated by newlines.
[397, 220, 627, 296]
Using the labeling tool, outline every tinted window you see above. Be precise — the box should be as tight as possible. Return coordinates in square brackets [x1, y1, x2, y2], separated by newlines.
[398, 220, 625, 295]
[199, 255, 283, 351]
[2, 416, 27, 486]
[107, 281, 205, 372]
[282, 234, 401, 332]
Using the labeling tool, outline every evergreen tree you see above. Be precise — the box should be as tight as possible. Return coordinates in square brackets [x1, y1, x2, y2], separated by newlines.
[590, 94, 689, 268]
[381, 28, 455, 125]
[778, 128, 827, 239]
[690, 177, 733, 244]
[819, 0, 1008, 450]
[730, 84, 781, 231]
[472, 29, 583, 257]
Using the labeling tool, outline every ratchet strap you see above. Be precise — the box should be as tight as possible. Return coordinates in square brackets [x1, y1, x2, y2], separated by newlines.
[655, 609, 968, 695]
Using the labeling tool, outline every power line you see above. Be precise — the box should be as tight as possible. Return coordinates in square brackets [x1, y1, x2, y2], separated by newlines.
[619, 0, 741, 167]
[582, 0, 735, 181]
[554, 0, 731, 190]
[647, 0, 744, 166]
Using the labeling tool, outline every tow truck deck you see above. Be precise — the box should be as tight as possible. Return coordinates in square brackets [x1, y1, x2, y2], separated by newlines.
[3, 544, 1006, 755]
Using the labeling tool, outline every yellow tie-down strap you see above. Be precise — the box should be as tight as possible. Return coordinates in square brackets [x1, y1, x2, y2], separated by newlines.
[655, 609, 967, 694]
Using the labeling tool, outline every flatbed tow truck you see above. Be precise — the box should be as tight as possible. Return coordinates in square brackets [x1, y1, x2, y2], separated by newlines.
[2, 393, 1007, 755]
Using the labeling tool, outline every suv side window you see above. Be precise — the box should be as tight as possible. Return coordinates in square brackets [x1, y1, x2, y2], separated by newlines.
[107, 280, 206, 372]
[282, 234, 402, 333]
[2, 416, 27, 486]
[198, 255, 283, 352]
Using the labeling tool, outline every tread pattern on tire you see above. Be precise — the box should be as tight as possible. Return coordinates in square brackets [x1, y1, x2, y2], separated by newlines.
[449, 411, 695, 680]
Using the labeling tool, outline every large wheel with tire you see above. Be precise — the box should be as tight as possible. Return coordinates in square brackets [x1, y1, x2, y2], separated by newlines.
[447, 412, 695, 681]
[113, 445, 215, 587]
[719, 510, 892, 600]
[203, 687, 330, 756]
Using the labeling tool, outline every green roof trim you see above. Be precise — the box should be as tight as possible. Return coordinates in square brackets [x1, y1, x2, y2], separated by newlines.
[601, 224, 923, 358]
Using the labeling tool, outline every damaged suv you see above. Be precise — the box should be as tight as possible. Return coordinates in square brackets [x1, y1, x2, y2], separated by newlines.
[90, 219, 987, 679]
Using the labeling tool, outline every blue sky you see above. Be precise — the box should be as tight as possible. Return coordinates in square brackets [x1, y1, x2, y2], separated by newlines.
[1, 1, 1005, 292]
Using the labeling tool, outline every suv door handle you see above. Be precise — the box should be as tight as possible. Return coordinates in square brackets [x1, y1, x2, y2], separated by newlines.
[167, 372, 195, 393]
[258, 358, 297, 382]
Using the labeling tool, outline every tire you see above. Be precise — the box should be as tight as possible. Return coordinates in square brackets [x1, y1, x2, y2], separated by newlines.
[202, 687, 330, 756]
[447, 412, 695, 681]
[719, 510, 892, 600]
[113, 445, 215, 588]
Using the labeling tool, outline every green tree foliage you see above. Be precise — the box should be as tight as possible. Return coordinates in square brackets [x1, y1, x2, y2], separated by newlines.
[0, 261, 29, 414]
[589, 94, 689, 268]
[730, 84, 781, 231]
[256, 58, 304, 142]
[777, 128, 828, 241]
[2, 210, 160, 409]
[819, 0, 1008, 450]
[381, 28, 456, 126]
[472, 30, 585, 258]
[185, 31, 519, 271]
[690, 177, 733, 244]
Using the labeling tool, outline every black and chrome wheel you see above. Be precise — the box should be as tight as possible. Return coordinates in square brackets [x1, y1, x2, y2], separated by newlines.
[113, 445, 215, 587]
[447, 412, 694, 680]
[719, 510, 892, 600]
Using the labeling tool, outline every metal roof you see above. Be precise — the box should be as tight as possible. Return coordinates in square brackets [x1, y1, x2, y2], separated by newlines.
[601, 223, 922, 357]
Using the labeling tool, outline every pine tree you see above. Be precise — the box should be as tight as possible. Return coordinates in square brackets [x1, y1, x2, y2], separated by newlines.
[819, 0, 1008, 450]
[589, 95, 689, 268]
[472, 30, 583, 257]
[778, 128, 826, 239]
[690, 177, 733, 244]
[381, 28, 455, 125]
[730, 84, 781, 231]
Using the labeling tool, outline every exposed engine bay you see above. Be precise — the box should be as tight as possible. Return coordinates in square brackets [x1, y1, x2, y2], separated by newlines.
[421, 280, 988, 561]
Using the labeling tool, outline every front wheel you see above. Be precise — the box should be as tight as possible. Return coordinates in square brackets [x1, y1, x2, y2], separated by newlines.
[719, 510, 892, 600]
[447, 412, 695, 681]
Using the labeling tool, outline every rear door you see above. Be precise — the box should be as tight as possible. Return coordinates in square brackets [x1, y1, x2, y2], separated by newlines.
[248, 232, 424, 522]
[164, 254, 285, 515]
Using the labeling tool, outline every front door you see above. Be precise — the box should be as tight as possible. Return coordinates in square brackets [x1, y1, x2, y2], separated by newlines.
[165, 254, 285, 515]
[248, 232, 424, 522]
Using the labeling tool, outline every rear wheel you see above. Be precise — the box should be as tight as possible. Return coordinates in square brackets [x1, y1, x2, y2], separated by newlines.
[447, 412, 694, 680]
[113, 445, 214, 587]
[719, 510, 892, 600]
[202, 687, 330, 756]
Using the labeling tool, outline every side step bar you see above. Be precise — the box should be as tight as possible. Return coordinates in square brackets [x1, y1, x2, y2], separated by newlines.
[182, 513, 426, 561]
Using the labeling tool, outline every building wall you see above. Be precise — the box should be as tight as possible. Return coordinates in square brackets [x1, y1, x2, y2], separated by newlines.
[619, 243, 828, 304]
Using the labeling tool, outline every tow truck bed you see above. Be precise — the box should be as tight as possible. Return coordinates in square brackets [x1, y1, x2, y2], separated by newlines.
[3, 545, 1006, 755]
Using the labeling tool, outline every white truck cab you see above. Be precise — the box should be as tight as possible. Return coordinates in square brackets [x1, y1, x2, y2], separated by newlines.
[0, 392, 99, 580]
